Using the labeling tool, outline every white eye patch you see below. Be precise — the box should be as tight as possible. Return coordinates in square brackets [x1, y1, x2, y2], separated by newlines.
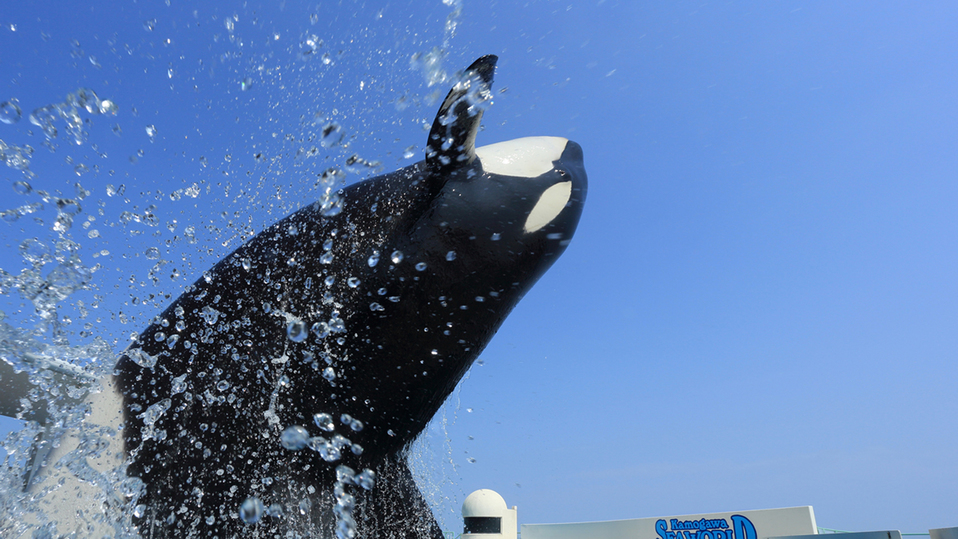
[475, 136, 568, 178]
[524, 181, 572, 233]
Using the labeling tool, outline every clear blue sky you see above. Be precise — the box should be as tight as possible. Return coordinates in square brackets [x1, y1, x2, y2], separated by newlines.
[1, 0, 956, 534]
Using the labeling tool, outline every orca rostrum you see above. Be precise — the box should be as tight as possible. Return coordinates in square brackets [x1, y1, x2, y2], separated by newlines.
[8, 55, 587, 538]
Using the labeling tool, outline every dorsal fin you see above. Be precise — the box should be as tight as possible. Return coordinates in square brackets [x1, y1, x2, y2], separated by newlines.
[425, 55, 497, 175]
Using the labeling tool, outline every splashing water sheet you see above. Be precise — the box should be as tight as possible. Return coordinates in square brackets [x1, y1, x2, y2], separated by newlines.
[0, 1, 471, 537]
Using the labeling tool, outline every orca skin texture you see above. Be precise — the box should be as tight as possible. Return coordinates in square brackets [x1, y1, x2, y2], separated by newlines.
[108, 55, 587, 538]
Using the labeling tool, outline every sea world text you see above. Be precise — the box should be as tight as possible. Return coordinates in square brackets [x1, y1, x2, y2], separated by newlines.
[655, 515, 757, 539]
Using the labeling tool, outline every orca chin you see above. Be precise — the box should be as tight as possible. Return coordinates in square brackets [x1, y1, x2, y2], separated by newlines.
[12, 55, 587, 538]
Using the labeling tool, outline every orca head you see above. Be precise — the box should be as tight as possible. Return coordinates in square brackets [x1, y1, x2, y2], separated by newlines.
[474, 135, 587, 240]
[420, 55, 587, 300]
[431, 136, 587, 293]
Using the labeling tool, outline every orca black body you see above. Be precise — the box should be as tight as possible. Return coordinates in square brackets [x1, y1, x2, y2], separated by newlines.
[8, 55, 587, 538]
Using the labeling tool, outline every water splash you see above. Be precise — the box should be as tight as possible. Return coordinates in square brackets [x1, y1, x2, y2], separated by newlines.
[27, 88, 118, 146]
[0, 99, 22, 124]
[239, 496, 266, 524]
[0, 139, 35, 178]
[313, 412, 335, 432]
[280, 425, 310, 450]
[0, 2, 479, 535]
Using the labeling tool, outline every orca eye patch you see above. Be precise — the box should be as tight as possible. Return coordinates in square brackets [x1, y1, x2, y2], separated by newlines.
[524, 181, 572, 233]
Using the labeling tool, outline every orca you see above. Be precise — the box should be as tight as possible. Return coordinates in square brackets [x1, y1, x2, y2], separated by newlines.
[4, 55, 587, 538]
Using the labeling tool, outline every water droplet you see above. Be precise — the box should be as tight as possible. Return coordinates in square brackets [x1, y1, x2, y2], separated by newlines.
[239, 497, 265, 524]
[216, 380, 230, 391]
[145, 124, 156, 141]
[240, 77, 253, 91]
[446, 251, 457, 261]
[415, 262, 427, 271]
[299, 34, 324, 60]
[140, 398, 171, 427]
[320, 443, 341, 462]
[127, 348, 159, 369]
[356, 469, 376, 490]
[313, 412, 335, 431]
[171, 373, 188, 394]
[491, 232, 501, 241]
[19, 238, 50, 264]
[322, 366, 336, 381]
[320, 251, 335, 264]
[402, 145, 416, 159]
[281, 425, 309, 450]
[312, 321, 330, 339]
[308, 436, 327, 451]
[145, 247, 160, 260]
[241, 257, 251, 271]
[99, 98, 117, 115]
[29, 104, 58, 138]
[347, 277, 360, 288]
[341, 414, 364, 432]
[369, 302, 384, 312]
[336, 464, 356, 485]
[367, 250, 380, 267]
[321, 122, 344, 148]
[200, 305, 221, 325]
[119, 477, 146, 500]
[143, 19, 156, 31]
[287, 320, 309, 342]
[12, 181, 31, 195]
[0, 99, 22, 124]
[390, 250, 404, 264]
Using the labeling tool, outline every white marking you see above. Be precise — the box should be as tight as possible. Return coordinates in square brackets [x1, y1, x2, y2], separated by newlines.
[475, 136, 568, 178]
[524, 181, 572, 233]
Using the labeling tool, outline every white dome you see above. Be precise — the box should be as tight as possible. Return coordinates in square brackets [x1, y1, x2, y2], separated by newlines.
[462, 489, 507, 517]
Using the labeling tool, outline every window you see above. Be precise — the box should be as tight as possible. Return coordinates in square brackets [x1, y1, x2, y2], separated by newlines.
[464, 517, 502, 534]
